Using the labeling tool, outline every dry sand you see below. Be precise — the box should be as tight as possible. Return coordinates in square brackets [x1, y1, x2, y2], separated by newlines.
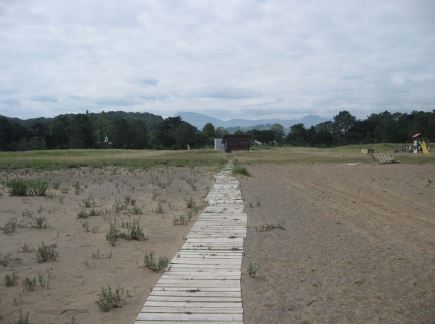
[240, 163, 435, 323]
[0, 166, 214, 324]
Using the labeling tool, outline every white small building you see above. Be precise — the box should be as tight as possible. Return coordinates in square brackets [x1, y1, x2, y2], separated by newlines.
[214, 138, 225, 151]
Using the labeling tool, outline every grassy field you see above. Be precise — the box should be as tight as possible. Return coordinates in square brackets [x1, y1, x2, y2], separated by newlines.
[0, 149, 228, 170]
[232, 144, 435, 165]
[0, 144, 433, 170]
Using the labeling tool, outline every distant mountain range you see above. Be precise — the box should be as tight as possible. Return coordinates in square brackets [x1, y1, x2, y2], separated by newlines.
[176, 112, 329, 130]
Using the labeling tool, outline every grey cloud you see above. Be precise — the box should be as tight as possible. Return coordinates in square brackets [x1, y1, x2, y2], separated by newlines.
[137, 78, 160, 86]
[0, 0, 434, 119]
[30, 95, 58, 103]
[190, 87, 260, 100]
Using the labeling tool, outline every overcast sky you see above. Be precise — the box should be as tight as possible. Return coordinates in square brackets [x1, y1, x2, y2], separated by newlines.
[1, 0, 434, 120]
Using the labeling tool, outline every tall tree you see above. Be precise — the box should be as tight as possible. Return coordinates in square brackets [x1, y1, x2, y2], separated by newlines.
[69, 114, 95, 148]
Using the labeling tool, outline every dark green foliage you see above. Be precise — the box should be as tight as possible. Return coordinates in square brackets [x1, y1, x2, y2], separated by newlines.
[4, 272, 18, 286]
[248, 262, 259, 278]
[35, 242, 58, 263]
[7, 179, 28, 196]
[22, 276, 37, 291]
[232, 164, 250, 176]
[7, 179, 48, 196]
[96, 286, 125, 312]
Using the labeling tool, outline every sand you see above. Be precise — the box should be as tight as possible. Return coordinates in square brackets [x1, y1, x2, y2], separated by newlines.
[240, 163, 435, 323]
[0, 166, 214, 324]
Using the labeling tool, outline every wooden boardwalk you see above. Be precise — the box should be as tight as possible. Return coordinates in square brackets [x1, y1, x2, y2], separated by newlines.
[135, 165, 246, 323]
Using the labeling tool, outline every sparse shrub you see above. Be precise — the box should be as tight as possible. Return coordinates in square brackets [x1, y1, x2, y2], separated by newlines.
[7, 179, 48, 196]
[106, 223, 120, 246]
[2, 218, 18, 234]
[37, 270, 52, 288]
[51, 181, 60, 190]
[96, 286, 125, 312]
[144, 251, 169, 272]
[82, 197, 96, 208]
[158, 256, 169, 271]
[77, 209, 88, 219]
[28, 180, 48, 196]
[22, 276, 37, 291]
[248, 262, 259, 278]
[255, 224, 286, 232]
[30, 216, 48, 229]
[0, 253, 12, 266]
[232, 164, 250, 176]
[15, 310, 30, 324]
[4, 272, 18, 286]
[128, 220, 145, 240]
[186, 196, 195, 209]
[130, 206, 142, 215]
[36, 242, 58, 263]
[7, 179, 28, 196]
[173, 215, 187, 225]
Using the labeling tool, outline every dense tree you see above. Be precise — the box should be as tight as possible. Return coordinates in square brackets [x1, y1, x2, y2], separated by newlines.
[271, 124, 285, 143]
[202, 123, 215, 138]
[69, 114, 95, 148]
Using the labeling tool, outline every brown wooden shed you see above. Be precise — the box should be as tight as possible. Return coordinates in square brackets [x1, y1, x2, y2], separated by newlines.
[222, 135, 251, 153]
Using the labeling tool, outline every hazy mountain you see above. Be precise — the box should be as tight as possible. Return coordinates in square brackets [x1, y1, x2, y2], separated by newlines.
[176, 112, 329, 130]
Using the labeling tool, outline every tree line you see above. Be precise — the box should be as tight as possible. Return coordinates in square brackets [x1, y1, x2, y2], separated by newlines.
[0, 110, 434, 151]
[234, 110, 435, 147]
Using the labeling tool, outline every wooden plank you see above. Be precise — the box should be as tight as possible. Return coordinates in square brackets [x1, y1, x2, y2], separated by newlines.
[150, 291, 241, 297]
[136, 312, 243, 321]
[143, 301, 242, 308]
[141, 306, 243, 313]
[146, 296, 241, 302]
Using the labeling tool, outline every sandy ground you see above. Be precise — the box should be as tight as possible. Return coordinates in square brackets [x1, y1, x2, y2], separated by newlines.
[240, 163, 435, 323]
[0, 167, 214, 324]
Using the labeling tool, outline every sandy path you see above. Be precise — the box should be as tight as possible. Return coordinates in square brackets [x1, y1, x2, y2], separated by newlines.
[239, 164, 435, 323]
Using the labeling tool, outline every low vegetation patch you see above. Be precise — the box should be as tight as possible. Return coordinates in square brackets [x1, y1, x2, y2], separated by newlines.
[232, 164, 250, 176]
[7, 179, 48, 196]
[144, 251, 169, 272]
[15, 311, 30, 324]
[1, 218, 18, 234]
[4, 272, 19, 287]
[255, 224, 286, 232]
[248, 262, 260, 278]
[96, 286, 125, 312]
[36, 242, 58, 263]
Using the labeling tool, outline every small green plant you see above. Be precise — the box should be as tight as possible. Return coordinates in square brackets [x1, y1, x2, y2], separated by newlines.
[255, 224, 286, 232]
[96, 286, 125, 312]
[173, 215, 187, 225]
[186, 196, 195, 209]
[144, 251, 169, 272]
[7, 179, 48, 196]
[130, 206, 143, 215]
[36, 242, 58, 263]
[2, 218, 18, 234]
[106, 223, 120, 246]
[30, 216, 48, 229]
[0, 253, 12, 266]
[22, 276, 37, 291]
[77, 209, 88, 219]
[232, 164, 250, 176]
[28, 180, 48, 196]
[128, 219, 145, 240]
[4, 272, 18, 287]
[7, 179, 28, 196]
[248, 262, 260, 278]
[15, 310, 30, 324]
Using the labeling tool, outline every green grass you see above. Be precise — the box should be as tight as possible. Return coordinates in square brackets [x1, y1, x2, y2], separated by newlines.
[0, 149, 227, 170]
[232, 144, 435, 165]
[232, 164, 251, 176]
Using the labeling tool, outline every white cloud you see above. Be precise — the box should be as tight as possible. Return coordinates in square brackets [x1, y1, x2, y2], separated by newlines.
[0, 0, 434, 119]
